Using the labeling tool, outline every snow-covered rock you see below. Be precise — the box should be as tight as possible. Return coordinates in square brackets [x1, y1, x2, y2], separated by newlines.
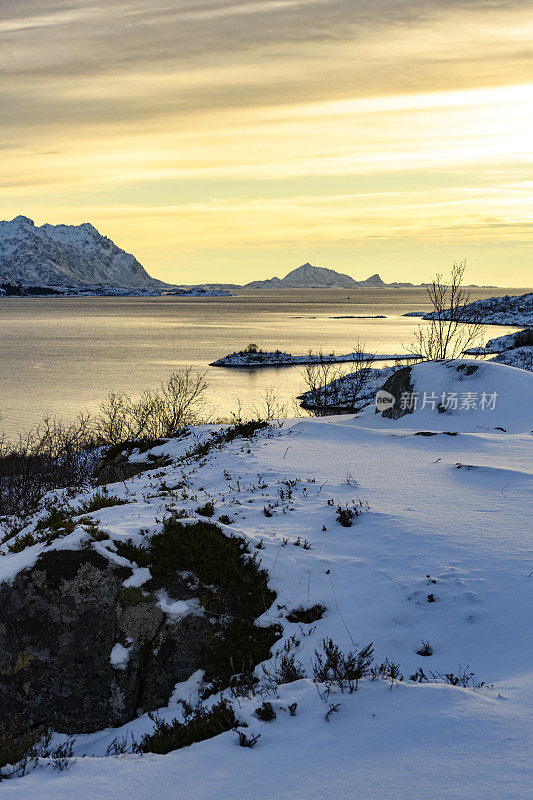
[408, 292, 533, 326]
[377, 358, 533, 432]
[492, 345, 533, 371]
[463, 329, 533, 373]
[0, 216, 160, 288]
[465, 328, 533, 355]
[110, 642, 133, 671]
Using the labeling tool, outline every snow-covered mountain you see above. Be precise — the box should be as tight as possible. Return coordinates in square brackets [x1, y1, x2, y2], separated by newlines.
[245, 263, 391, 289]
[0, 216, 161, 288]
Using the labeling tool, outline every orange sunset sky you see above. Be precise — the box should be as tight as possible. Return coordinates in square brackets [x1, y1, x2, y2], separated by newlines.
[1, 0, 532, 285]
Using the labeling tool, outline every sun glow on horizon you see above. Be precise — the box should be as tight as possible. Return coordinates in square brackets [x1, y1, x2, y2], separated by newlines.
[0, 0, 532, 285]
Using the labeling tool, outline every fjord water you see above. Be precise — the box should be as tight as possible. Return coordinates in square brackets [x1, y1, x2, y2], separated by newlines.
[0, 287, 526, 436]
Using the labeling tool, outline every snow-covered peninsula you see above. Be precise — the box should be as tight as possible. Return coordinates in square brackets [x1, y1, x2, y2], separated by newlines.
[406, 292, 533, 326]
[464, 328, 533, 372]
[210, 349, 416, 367]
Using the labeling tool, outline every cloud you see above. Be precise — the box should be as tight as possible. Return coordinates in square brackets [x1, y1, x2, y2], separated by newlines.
[0, 0, 532, 283]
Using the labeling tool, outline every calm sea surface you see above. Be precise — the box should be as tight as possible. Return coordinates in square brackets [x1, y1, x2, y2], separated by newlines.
[0, 287, 528, 436]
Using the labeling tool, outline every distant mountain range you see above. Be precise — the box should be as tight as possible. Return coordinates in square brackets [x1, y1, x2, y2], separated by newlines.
[0, 216, 161, 288]
[194, 263, 414, 290]
[246, 263, 390, 289]
[0, 218, 498, 295]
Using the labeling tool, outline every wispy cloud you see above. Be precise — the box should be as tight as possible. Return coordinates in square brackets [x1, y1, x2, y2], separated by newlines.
[0, 0, 532, 283]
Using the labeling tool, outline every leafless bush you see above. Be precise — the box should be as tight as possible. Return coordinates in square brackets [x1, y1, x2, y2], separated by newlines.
[261, 635, 306, 690]
[0, 414, 97, 519]
[313, 638, 374, 695]
[254, 387, 288, 421]
[300, 341, 376, 416]
[1, 368, 208, 520]
[96, 367, 209, 443]
[407, 261, 485, 360]
[0, 726, 74, 781]
[370, 659, 403, 688]
[409, 665, 483, 688]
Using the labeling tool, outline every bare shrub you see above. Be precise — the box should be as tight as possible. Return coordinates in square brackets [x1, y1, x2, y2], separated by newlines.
[254, 701, 276, 721]
[0, 367, 208, 520]
[300, 341, 375, 416]
[0, 725, 74, 781]
[262, 636, 306, 688]
[96, 367, 208, 443]
[313, 638, 374, 695]
[301, 361, 345, 417]
[409, 665, 483, 688]
[407, 261, 485, 360]
[370, 659, 403, 688]
[0, 413, 97, 519]
[236, 730, 260, 748]
[137, 700, 237, 754]
[254, 387, 287, 421]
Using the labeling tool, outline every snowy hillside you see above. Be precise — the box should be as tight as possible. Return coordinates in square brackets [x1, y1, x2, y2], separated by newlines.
[493, 346, 533, 371]
[411, 292, 533, 326]
[465, 329, 533, 373]
[376, 358, 533, 432]
[0, 216, 161, 288]
[1, 359, 531, 799]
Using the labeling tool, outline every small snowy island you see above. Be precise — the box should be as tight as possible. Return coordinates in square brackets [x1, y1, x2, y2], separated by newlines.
[210, 345, 416, 367]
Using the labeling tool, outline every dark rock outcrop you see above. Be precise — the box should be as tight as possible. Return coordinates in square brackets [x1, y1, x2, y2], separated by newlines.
[0, 548, 210, 735]
[95, 451, 171, 485]
[378, 366, 414, 419]
[0, 516, 279, 739]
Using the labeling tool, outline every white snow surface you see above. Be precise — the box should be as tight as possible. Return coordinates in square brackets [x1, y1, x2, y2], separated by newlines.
[109, 642, 133, 671]
[122, 567, 152, 588]
[1, 359, 532, 799]
[379, 358, 533, 433]
[154, 590, 202, 620]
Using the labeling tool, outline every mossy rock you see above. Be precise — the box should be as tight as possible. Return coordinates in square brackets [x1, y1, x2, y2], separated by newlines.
[0, 518, 279, 736]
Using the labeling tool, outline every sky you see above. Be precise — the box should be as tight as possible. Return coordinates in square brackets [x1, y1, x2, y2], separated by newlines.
[0, 0, 532, 286]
